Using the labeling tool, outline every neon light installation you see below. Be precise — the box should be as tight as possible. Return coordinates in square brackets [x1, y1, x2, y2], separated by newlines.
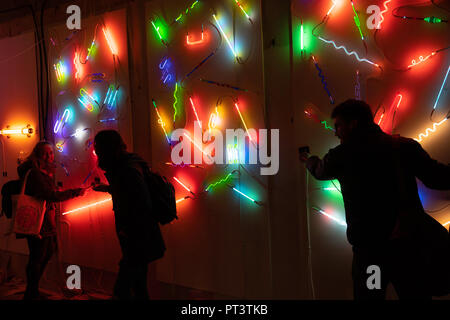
[102, 27, 118, 56]
[54, 61, 65, 82]
[208, 107, 220, 133]
[234, 0, 253, 23]
[312, 55, 334, 104]
[318, 36, 380, 68]
[183, 132, 212, 160]
[174, 0, 199, 23]
[0, 125, 33, 137]
[173, 83, 179, 121]
[205, 173, 234, 192]
[189, 97, 201, 128]
[54, 109, 71, 134]
[378, 0, 391, 29]
[187, 25, 205, 45]
[86, 39, 96, 61]
[232, 187, 259, 205]
[78, 88, 97, 112]
[408, 51, 437, 69]
[213, 14, 238, 60]
[234, 101, 254, 142]
[62, 197, 112, 216]
[173, 177, 195, 195]
[104, 85, 119, 110]
[350, 0, 365, 41]
[433, 65, 450, 110]
[415, 118, 448, 142]
[312, 206, 347, 226]
[152, 99, 171, 145]
[73, 51, 82, 81]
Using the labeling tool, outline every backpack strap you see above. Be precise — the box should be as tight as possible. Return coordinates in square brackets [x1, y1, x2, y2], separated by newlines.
[20, 169, 32, 195]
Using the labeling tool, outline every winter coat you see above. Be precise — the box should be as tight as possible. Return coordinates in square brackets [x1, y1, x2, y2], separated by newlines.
[103, 152, 166, 263]
[17, 160, 82, 237]
[306, 124, 450, 248]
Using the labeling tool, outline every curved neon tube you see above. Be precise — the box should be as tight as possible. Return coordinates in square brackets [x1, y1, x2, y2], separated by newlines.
[378, 0, 391, 29]
[408, 52, 436, 69]
[415, 118, 448, 142]
[54, 109, 70, 134]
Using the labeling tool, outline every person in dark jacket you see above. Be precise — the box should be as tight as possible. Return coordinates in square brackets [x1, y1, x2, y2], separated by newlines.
[17, 141, 86, 300]
[299, 99, 450, 300]
[92, 130, 165, 300]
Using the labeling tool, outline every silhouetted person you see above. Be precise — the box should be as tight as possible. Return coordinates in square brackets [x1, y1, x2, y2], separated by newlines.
[92, 130, 165, 300]
[17, 141, 86, 300]
[299, 99, 450, 300]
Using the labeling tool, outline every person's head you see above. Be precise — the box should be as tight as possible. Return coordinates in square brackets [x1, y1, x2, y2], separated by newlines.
[94, 130, 127, 171]
[331, 99, 374, 143]
[27, 141, 55, 174]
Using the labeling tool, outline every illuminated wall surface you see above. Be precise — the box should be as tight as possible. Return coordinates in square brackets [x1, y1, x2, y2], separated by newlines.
[0, 0, 448, 299]
[293, 0, 449, 298]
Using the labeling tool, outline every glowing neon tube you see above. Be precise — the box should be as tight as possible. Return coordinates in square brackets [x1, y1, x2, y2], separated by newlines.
[205, 173, 233, 192]
[54, 61, 65, 82]
[208, 107, 219, 132]
[392, 93, 403, 110]
[408, 51, 436, 69]
[326, 0, 339, 16]
[232, 187, 258, 204]
[151, 21, 164, 43]
[415, 118, 448, 142]
[350, 0, 365, 40]
[318, 36, 380, 68]
[78, 88, 96, 112]
[300, 20, 304, 53]
[53, 109, 70, 134]
[86, 39, 95, 61]
[234, 0, 253, 23]
[173, 83, 179, 122]
[312, 206, 347, 226]
[73, 51, 82, 80]
[174, 177, 194, 195]
[62, 197, 112, 216]
[0, 126, 33, 136]
[152, 99, 171, 145]
[443, 221, 450, 227]
[102, 27, 118, 56]
[104, 85, 119, 110]
[433, 65, 450, 110]
[189, 97, 201, 128]
[176, 196, 190, 204]
[174, 0, 199, 23]
[234, 102, 254, 142]
[212, 14, 238, 59]
[378, 0, 391, 29]
[187, 25, 204, 45]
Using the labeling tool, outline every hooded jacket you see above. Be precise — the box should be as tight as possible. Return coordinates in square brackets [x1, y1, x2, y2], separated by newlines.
[103, 152, 166, 263]
[306, 124, 450, 248]
[17, 160, 82, 237]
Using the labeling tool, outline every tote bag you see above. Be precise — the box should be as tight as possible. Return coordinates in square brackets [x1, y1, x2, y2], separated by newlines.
[12, 170, 46, 236]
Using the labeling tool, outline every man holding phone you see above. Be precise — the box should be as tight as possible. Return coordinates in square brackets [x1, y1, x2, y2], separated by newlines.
[299, 99, 450, 300]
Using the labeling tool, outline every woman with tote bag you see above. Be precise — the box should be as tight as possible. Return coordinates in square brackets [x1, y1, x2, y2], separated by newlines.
[16, 141, 86, 300]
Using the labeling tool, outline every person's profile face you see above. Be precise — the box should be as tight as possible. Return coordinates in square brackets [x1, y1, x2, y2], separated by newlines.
[334, 116, 354, 144]
[39, 144, 54, 164]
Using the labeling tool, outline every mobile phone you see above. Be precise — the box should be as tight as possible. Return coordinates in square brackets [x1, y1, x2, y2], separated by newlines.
[298, 146, 310, 154]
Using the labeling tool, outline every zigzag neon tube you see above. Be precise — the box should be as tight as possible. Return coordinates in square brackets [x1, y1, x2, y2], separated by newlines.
[318, 36, 380, 68]
[414, 118, 448, 142]
[175, 0, 199, 23]
[234, 102, 254, 142]
[73, 51, 82, 80]
[312, 207, 347, 226]
[205, 173, 233, 192]
[433, 65, 450, 110]
[53, 109, 70, 134]
[189, 97, 201, 128]
[62, 197, 112, 216]
[312, 55, 334, 104]
[408, 51, 436, 69]
[152, 99, 171, 145]
[213, 14, 238, 59]
[173, 83, 179, 121]
[378, 0, 391, 29]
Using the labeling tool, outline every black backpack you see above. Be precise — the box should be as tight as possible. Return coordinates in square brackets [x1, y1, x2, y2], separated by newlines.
[142, 166, 177, 225]
[1, 179, 22, 219]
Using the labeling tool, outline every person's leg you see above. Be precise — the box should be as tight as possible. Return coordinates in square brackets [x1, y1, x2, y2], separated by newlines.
[24, 237, 44, 299]
[352, 247, 389, 300]
[113, 258, 132, 300]
[388, 239, 431, 300]
[130, 262, 149, 300]
[37, 236, 57, 281]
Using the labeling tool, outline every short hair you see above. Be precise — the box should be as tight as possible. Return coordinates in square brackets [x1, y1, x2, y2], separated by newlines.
[331, 99, 374, 126]
[94, 130, 127, 154]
